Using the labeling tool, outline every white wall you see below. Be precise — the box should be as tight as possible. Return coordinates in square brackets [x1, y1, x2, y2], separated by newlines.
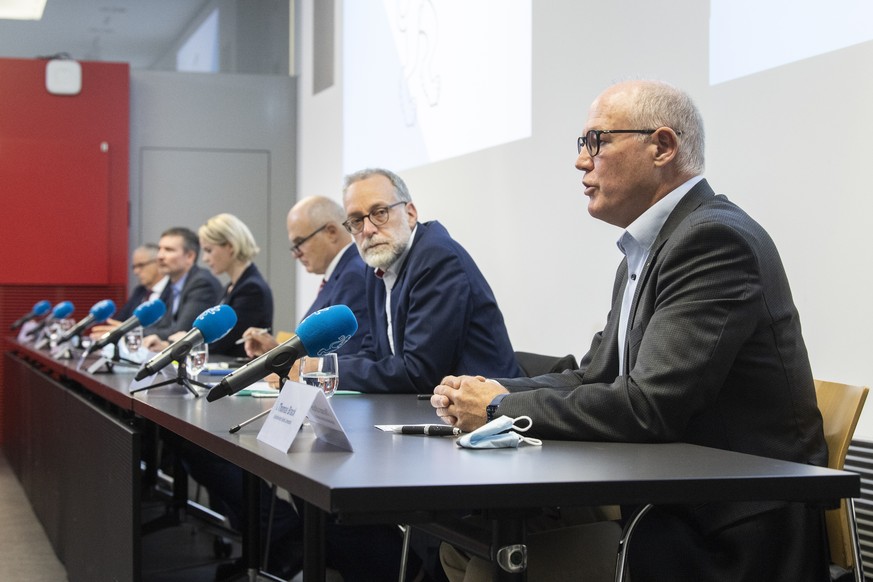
[296, 1, 873, 436]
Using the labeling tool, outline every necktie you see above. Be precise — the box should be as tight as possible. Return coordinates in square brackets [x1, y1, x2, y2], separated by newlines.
[374, 268, 385, 279]
[319, 278, 326, 292]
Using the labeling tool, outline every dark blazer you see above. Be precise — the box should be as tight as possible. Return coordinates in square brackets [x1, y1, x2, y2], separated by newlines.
[144, 264, 223, 340]
[302, 244, 370, 356]
[495, 180, 829, 581]
[209, 263, 273, 358]
[115, 284, 151, 322]
[340, 220, 521, 394]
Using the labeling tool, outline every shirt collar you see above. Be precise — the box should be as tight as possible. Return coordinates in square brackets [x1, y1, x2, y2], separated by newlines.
[618, 175, 704, 255]
[324, 242, 353, 282]
[173, 271, 189, 293]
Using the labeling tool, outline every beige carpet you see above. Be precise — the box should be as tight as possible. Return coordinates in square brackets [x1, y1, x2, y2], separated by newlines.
[0, 448, 68, 581]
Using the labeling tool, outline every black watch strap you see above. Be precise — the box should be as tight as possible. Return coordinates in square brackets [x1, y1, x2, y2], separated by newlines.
[486, 393, 508, 422]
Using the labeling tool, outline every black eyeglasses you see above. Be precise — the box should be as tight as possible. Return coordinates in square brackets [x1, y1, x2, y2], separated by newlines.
[131, 259, 156, 271]
[342, 201, 406, 235]
[290, 224, 328, 256]
[577, 129, 681, 157]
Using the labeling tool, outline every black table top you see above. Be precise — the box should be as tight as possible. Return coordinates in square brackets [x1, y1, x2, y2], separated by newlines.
[9, 340, 861, 524]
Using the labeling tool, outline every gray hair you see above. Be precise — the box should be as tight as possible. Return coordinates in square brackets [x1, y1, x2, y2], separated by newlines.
[624, 81, 705, 176]
[136, 243, 159, 258]
[343, 168, 412, 203]
[304, 196, 347, 226]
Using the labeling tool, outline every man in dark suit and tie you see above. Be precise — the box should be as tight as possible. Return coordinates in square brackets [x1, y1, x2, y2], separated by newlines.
[244, 196, 370, 357]
[114, 243, 167, 321]
[432, 80, 829, 581]
[144, 226, 222, 340]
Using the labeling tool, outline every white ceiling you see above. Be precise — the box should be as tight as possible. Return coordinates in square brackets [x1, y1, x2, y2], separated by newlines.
[0, 0, 212, 69]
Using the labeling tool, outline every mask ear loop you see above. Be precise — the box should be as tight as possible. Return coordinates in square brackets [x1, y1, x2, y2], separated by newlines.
[510, 416, 543, 446]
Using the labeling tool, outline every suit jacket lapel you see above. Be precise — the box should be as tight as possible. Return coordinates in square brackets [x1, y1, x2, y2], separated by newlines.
[626, 179, 716, 329]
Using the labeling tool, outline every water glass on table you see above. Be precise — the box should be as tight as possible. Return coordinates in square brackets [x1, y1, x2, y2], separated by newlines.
[124, 326, 143, 353]
[186, 343, 208, 379]
[299, 353, 339, 398]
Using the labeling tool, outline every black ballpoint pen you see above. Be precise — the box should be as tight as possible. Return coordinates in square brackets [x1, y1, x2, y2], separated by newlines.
[400, 425, 461, 436]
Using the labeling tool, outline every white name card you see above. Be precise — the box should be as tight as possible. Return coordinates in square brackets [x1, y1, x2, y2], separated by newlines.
[257, 380, 353, 453]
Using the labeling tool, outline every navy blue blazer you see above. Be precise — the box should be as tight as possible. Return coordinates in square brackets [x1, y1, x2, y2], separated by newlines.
[144, 264, 223, 340]
[339, 221, 521, 394]
[210, 263, 274, 358]
[302, 244, 370, 356]
[115, 284, 150, 322]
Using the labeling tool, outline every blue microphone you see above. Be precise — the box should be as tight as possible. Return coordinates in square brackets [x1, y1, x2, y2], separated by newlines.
[11, 299, 51, 330]
[134, 305, 238, 381]
[206, 304, 358, 402]
[27, 301, 75, 343]
[87, 299, 167, 355]
[52, 301, 75, 320]
[59, 299, 116, 344]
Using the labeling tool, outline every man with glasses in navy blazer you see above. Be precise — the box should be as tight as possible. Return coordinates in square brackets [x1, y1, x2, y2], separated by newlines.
[244, 195, 371, 357]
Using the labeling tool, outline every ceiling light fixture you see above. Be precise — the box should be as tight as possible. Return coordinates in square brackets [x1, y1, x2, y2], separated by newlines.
[0, 0, 48, 21]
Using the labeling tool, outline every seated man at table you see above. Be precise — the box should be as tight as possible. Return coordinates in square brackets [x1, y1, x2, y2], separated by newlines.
[116, 243, 168, 321]
[246, 170, 522, 581]
[334, 167, 522, 392]
[244, 195, 371, 355]
[89, 244, 169, 340]
[431, 80, 829, 582]
[145, 226, 223, 339]
[249, 170, 521, 393]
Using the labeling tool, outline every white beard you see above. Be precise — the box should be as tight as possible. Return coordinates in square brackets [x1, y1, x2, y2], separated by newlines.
[361, 238, 406, 270]
[359, 225, 412, 270]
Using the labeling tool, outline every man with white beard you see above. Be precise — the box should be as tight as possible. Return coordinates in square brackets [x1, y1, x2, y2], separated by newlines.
[306, 167, 521, 582]
[336, 167, 521, 395]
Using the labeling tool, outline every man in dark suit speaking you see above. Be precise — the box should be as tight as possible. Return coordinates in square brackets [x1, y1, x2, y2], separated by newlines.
[432, 80, 829, 582]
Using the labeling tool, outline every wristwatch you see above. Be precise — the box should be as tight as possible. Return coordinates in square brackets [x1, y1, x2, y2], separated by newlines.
[486, 393, 508, 422]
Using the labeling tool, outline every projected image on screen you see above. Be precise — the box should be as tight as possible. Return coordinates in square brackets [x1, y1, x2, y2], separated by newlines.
[343, 0, 531, 173]
[710, 0, 873, 85]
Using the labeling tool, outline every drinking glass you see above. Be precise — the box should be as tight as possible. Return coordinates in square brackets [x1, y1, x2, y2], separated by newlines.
[299, 353, 339, 398]
[124, 326, 143, 353]
[186, 343, 208, 379]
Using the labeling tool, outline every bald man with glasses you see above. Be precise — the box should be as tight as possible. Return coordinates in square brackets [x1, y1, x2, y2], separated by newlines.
[244, 195, 371, 357]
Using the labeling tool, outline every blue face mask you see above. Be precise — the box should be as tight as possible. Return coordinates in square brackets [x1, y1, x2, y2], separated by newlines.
[456, 415, 543, 449]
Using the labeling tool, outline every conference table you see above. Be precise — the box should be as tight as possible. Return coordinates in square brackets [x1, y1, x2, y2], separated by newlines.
[3, 339, 861, 582]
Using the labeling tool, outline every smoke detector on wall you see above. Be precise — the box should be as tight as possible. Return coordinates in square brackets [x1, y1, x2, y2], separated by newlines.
[45, 59, 82, 95]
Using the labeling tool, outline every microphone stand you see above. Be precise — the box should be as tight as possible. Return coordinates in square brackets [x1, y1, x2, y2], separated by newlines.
[90, 341, 144, 374]
[228, 369, 292, 434]
[130, 358, 212, 398]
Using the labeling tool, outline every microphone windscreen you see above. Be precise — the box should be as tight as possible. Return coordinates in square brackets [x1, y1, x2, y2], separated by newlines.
[297, 304, 358, 356]
[33, 300, 51, 316]
[52, 301, 74, 319]
[133, 299, 167, 327]
[90, 299, 116, 322]
[192, 304, 238, 343]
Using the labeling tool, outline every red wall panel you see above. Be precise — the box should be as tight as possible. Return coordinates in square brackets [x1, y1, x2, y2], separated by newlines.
[0, 57, 129, 286]
[0, 58, 130, 444]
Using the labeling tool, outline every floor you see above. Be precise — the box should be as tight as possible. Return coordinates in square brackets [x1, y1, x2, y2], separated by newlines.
[0, 446, 250, 582]
[0, 447, 68, 582]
